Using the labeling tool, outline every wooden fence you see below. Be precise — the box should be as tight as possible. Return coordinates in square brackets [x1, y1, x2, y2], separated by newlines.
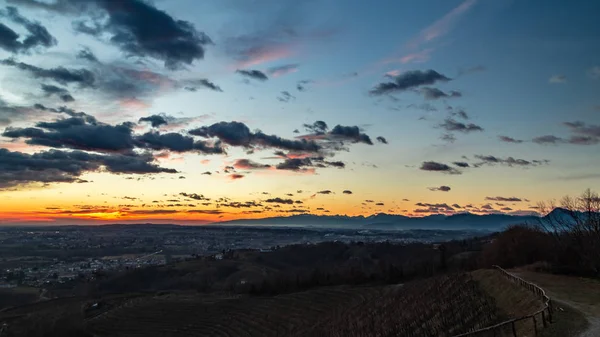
[453, 266, 553, 337]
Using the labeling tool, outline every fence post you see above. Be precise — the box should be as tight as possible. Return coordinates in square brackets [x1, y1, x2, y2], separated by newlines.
[542, 311, 547, 327]
[511, 321, 517, 337]
[532, 316, 538, 336]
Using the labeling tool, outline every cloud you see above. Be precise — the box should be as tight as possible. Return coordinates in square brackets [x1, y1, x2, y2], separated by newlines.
[236, 69, 268, 81]
[532, 135, 563, 145]
[342, 190, 352, 194]
[329, 125, 373, 145]
[228, 173, 245, 180]
[277, 91, 295, 102]
[4, 112, 222, 155]
[65, 0, 213, 70]
[549, 75, 566, 84]
[139, 115, 168, 128]
[440, 133, 456, 143]
[296, 79, 313, 91]
[453, 161, 469, 168]
[317, 190, 332, 194]
[376, 136, 388, 144]
[428, 185, 451, 192]
[0, 147, 176, 189]
[190, 121, 322, 153]
[449, 108, 469, 120]
[1, 58, 95, 88]
[303, 120, 328, 134]
[421, 87, 461, 100]
[485, 196, 522, 202]
[232, 159, 270, 170]
[0, 6, 56, 54]
[370, 69, 451, 96]
[267, 63, 299, 77]
[135, 131, 224, 154]
[40, 84, 75, 102]
[474, 155, 549, 167]
[410, 0, 477, 47]
[179, 192, 209, 201]
[265, 197, 294, 204]
[439, 118, 483, 133]
[420, 161, 461, 174]
[457, 65, 486, 76]
[498, 135, 523, 143]
[564, 121, 600, 140]
[76, 47, 99, 62]
[183, 79, 223, 92]
[588, 66, 600, 79]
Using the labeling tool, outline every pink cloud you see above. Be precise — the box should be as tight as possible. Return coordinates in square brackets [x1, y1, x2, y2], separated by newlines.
[200, 159, 211, 165]
[236, 45, 294, 69]
[119, 98, 150, 111]
[408, 0, 477, 49]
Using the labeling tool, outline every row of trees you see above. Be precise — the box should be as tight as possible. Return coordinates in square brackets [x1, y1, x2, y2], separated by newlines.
[482, 189, 600, 276]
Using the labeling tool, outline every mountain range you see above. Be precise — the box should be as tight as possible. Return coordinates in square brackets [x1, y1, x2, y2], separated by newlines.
[213, 212, 543, 230]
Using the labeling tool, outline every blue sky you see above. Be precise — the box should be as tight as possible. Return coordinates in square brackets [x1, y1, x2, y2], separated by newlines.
[0, 0, 598, 224]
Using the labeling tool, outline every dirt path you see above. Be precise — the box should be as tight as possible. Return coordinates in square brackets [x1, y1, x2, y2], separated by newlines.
[512, 270, 600, 337]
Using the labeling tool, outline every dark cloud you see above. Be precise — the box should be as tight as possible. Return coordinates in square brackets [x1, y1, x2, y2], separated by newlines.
[65, 0, 213, 70]
[421, 87, 461, 100]
[236, 69, 268, 81]
[317, 190, 332, 194]
[1, 58, 95, 89]
[481, 204, 494, 210]
[135, 131, 224, 154]
[485, 196, 522, 202]
[76, 47, 99, 62]
[303, 120, 328, 134]
[440, 133, 456, 143]
[457, 65, 486, 76]
[233, 159, 270, 170]
[370, 69, 450, 95]
[0, 147, 176, 189]
[342, 190, 352, 194]
[376, 136, 388, 144]
[563, 121, 600, 143]
[265, 197, 294, 204]
[275, 158, 314, 171]
[183, 79, 222, 92]
[4, 112, 222, 155]
[0, 6, 56, 54]
[190, 121, 321, 153]
[267, 63, 299, 77]
[474, 155, 549, 167]
[3, 118, 135, 152]
[452, 161, 470, 168]
[179, 192, 209, 201]
[498, 135, 523, 143]
[139, 114, 168, 128]
[450, 109, 469, 120]
[330, 125, 373, 145]
[296, 79, 313, 92]
[420, 161, 461, 174]
[277, 91, 295, 102]
[428, 185, 451, 192]
[228, 173, 245, 180]
[40, 84, 75, 102]
[439, 118, 483, 133]
[532, 135, 562, 145]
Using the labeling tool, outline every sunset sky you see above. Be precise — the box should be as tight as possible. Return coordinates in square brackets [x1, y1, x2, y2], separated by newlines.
[0, 0, 599, 225]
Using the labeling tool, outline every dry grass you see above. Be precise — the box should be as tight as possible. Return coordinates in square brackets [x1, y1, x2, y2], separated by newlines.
[472, 269, 545, 336]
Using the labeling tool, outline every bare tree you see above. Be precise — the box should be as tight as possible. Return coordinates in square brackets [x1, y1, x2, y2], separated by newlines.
[536, 189, 600, 275]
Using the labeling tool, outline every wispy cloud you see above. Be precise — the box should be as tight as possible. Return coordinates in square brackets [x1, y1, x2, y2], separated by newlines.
[549, 75, 567, 84]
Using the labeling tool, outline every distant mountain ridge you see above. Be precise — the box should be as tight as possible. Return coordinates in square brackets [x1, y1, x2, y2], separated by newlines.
[214, 212, 541, 230]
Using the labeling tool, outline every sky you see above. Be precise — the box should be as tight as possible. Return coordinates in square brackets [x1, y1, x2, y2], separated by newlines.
[0, 0, 599, 225]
